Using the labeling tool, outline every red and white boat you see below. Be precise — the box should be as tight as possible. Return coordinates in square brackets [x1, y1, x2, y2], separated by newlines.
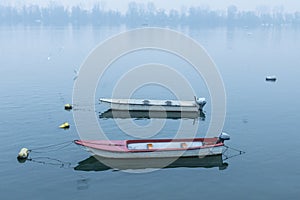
[75, 133, 230, 159]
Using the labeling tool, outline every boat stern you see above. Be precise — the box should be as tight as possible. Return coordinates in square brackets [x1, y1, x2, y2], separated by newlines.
[195, 97, 207, 110]
[217, 132, 230, 144]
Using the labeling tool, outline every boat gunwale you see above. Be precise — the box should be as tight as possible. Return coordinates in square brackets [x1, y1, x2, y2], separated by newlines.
[126, 143, 223, 153]
[99, 98, 198, 107]
[75, 138, 223, 153]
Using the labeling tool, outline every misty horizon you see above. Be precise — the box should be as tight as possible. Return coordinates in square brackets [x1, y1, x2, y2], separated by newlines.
[1, 2, 300, 27]
[1, 0, 300, 13]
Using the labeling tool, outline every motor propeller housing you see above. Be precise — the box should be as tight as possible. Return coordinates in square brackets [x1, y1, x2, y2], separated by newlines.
[217, 132, 230, 143]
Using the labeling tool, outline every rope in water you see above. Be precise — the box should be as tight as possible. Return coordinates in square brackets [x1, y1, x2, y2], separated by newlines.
[29, 141, 74, 153]
[224, 144, 245, 154]
[28, 156, 72, 168]
[223, 144, 245, 160]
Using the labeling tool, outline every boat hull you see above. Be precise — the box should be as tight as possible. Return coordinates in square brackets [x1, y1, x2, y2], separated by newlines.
[86, 145, 224, 159]
[99, 98, 206, 112]
[76, 138, 224, 159]
[109, 103, 199, 112]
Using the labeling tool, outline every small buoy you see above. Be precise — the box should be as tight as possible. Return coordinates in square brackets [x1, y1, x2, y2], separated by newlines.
[266, 76, 277, 81]
[59, 122, 70, 129]
[64, 104, 72, 110]
[18, 148, 29, 159]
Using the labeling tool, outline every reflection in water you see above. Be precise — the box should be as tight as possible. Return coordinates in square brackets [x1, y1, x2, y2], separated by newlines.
[18, 156, 72, 168]
[74, 155, 228, 171]
[99, 109, 205, 120]
[77, 178, 90, 190]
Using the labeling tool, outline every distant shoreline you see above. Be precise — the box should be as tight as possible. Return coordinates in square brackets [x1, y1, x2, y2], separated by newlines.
[1, 4, 300, 27]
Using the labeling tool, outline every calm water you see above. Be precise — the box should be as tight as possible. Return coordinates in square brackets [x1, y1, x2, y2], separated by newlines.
[1, 25, 300, 199]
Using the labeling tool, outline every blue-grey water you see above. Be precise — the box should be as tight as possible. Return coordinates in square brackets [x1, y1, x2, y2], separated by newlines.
[1, 25, 300, 199]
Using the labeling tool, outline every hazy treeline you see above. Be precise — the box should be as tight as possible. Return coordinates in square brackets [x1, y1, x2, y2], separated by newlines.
[1, 2, 300, 27]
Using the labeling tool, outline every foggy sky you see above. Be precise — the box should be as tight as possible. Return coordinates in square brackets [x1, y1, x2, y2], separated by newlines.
[1, 0, 300, 13]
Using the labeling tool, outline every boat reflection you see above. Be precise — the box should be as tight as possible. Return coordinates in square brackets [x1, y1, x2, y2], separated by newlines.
[74, 155, 228, 171]
[99, 109, 205, 120]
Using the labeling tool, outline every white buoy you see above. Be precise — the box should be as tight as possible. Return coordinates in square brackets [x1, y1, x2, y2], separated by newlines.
[18, 148, 29, 159]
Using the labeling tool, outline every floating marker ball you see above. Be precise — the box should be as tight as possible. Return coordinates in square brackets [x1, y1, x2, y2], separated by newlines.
[59, 122, 70, 129]
[18, 148, 29, 159]
[64, 104, 72, 110]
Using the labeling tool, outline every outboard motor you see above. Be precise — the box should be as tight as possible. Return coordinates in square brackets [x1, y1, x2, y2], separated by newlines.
[217, 132, 230, 144]
[195, 97, 206, 110]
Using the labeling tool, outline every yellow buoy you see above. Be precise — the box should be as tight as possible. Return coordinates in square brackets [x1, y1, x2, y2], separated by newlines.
[64, 104, 72, 110]
[18, 148, 29, 159]
[59, 122, 70, 129]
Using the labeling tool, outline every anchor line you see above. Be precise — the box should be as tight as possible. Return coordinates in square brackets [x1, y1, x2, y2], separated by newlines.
[224, 144, 245, 154]
[28, 156, 73, 168]
[223, 153, 244, 161]
[222, 145, 229, 154]
[222, 144, 245, 160]
[29, 141, 74, 153]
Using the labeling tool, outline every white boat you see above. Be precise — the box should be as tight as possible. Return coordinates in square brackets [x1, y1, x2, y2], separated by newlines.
[74, 133, 230, 159]
[99, 97, 206, 112]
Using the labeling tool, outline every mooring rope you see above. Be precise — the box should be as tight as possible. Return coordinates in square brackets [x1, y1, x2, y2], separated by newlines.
[27, 156, 73, 168]
[222, 144, 245, 160]
[224, 144, 245, 154]
[29, 141, 74, 153]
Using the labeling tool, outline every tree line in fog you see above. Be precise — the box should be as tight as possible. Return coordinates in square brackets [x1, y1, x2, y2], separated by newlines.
[1, 3, 300, 27]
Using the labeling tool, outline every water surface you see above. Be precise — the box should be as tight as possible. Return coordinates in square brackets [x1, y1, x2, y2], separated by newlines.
[1, 25, 300, 199]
